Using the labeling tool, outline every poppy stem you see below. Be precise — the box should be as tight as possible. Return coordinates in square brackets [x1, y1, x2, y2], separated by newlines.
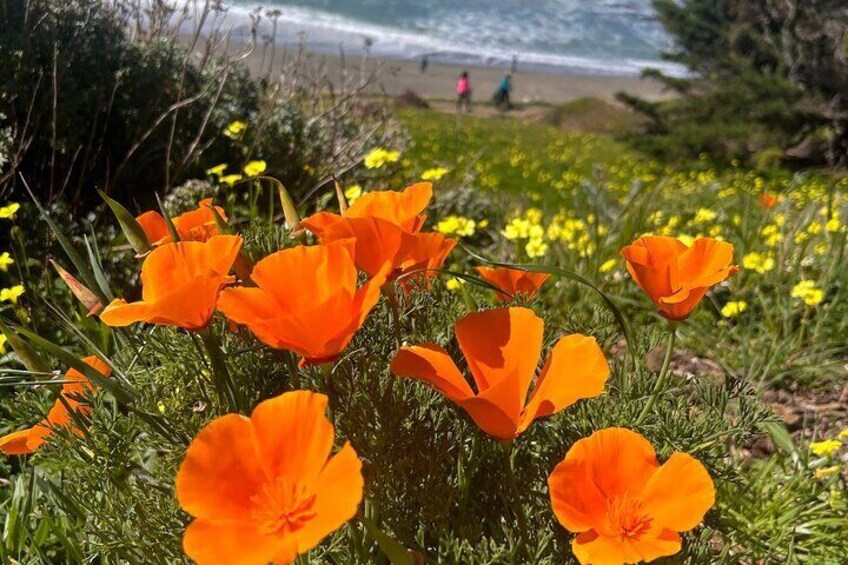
[500, 441, 529, 548]
[198, 326, 243, 413]
[382, 282, 403, 347]
[635, 325, 677, 425]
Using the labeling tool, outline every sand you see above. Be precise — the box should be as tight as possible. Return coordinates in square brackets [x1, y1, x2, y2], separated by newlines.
[236, 43, 671, 106]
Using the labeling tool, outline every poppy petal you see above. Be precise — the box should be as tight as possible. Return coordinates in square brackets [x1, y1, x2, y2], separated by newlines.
[638, 452, 715, 531]
[0, 428, 37, 455]
[250, 391, 334, 484]
[293, 442, 364, 553]
[572, 528, 681, 565]
[548, 458, 608, 533]
[391, 344, 474, 402]
[460, 394, 522, 440]
[99, 299, 152, 327]
[136, 211, 169, 246]
[518, 334, 609, 433]
[455, 307, 543, 398]
[300, 211, 344, 238]
[183, 518, 299, 565]
[564, 427, 659, 500]
[176, 414, 265, 521]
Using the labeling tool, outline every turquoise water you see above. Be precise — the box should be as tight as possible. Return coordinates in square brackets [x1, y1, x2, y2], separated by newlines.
[226, 0, 684, 77]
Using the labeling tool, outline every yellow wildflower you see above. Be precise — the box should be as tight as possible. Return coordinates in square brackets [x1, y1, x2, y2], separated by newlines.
[445, 277, 465, 291]
[677, 234, 695, 248]
[599, 259, 617, 273]
[814, 465, 840, 479]
[363, 148, 400, 169]
[344, 184, 363, 204]
[501, 218, 532, 240]
[0, 333, 6, 354]
[243, 160, 267, 177]
[220, 174, 243, 187]
[761, 224, 782, 246]
[525, 237, 548, 258]
[693, 208, 717, 223]
[826, 217, 841, 233]
[810, 439, 842, 457]
[0, 203, 20, 220]
[742, 252, 775, 274]
[0, 252, 13, 272]
[792, 280, 824, 306]
[205, 163, 227, 177]
[0, 285, 24, 303]
[721, 300, 747, 318]
[478, 219, 489, 229]
[436, 215, 476, 237]
[525, 208, 543, 224]
[421, 167, 449, 181]
[223, 120, 247, 139]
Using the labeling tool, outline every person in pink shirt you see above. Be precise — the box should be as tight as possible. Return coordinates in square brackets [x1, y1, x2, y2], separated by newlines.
[456, 71, 471, 112]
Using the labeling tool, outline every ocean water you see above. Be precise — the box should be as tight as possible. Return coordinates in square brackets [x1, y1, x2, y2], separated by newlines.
[225, 0, 684, 77]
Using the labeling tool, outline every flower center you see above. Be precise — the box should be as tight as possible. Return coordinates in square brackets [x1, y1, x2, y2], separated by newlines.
[251, 476, 317, 536]
[607, 493, 652, 539]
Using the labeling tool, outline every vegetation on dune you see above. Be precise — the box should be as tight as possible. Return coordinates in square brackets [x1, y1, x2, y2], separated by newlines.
[619, 0, 848, 167]
[0, 1, 847, 564]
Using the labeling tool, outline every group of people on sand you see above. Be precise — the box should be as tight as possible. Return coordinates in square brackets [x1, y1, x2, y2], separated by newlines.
[421, 54, 516, 113]
[456, 70, 513, 112]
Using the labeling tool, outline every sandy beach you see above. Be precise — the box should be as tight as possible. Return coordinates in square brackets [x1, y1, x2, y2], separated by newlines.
[237, 45, 671, 106]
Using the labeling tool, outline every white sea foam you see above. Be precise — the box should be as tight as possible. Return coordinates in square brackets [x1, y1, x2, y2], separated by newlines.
[187, 1, 687, 77]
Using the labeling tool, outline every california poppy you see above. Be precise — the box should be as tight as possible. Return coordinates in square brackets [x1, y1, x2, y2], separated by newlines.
[302, 183, 453, 282]
[620, 236, 738, 321]
[391, 307, 609, 440]
[758, 193, 778, 209]
[217, 240, 389, 366]
[548, 427, 715, 565]
[176, 390, 363, 565]
[0, 356, 111, 455]
[100, 235, 242, 330]
[475, 266, 550, 302]
[303, 182, 432, 236]
[137, 198, 228, 246]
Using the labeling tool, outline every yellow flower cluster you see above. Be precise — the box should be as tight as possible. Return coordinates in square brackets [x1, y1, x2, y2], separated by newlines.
[501, 209, 548, 258]
[742, 252, 775, 274]
[810, 439, 842, 457]
[223, 120, 247, 140]
[0, 285, 24, 303]
[243, 160, 266, 177]
[0, 251, 13, 272]
[0, 203, 20, 219]
[791, 280, 824, 306]
[421, 167, 449, 181]
[436, 215, 477, 237]
[721, 300, 747, 318]
[364, 148, 400, 169]
[344, 184, 364, 204]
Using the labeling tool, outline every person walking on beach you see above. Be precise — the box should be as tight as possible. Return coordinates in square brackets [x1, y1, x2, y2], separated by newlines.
[495, 73, 512, 110]
[420, 55, 429, 73]
[456, 71, 471, 112]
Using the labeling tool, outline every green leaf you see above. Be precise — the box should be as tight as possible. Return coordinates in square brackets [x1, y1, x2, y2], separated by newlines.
[155, 193, 180, 243]
[12, 325, 134, 405]
[99, 190, 151, 254]
[362, 517, 416, 565]
[0, 317, 52, 374]
[19, 176, 107, 303]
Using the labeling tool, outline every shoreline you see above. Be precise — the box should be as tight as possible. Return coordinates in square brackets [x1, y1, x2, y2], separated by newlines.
[236, 44, 672, 105]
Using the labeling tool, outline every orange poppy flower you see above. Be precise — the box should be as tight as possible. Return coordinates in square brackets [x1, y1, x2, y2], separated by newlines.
[176, 390, 363, 565]
[217, 240, 389, 366]
[303, 182, 432, 236]
[100, 235, 242, 330]
[548, 427, 715, 565]
[137, 198, 228, 246]
[302, 183, 453, 282]
[758, 192, 778, 209]
[0, 356, 111, 455]
[475, 266, 550, 302]
[307, 216, 456, 282]
[390, 307, 609, 440]
[620, 236, 738, 321]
